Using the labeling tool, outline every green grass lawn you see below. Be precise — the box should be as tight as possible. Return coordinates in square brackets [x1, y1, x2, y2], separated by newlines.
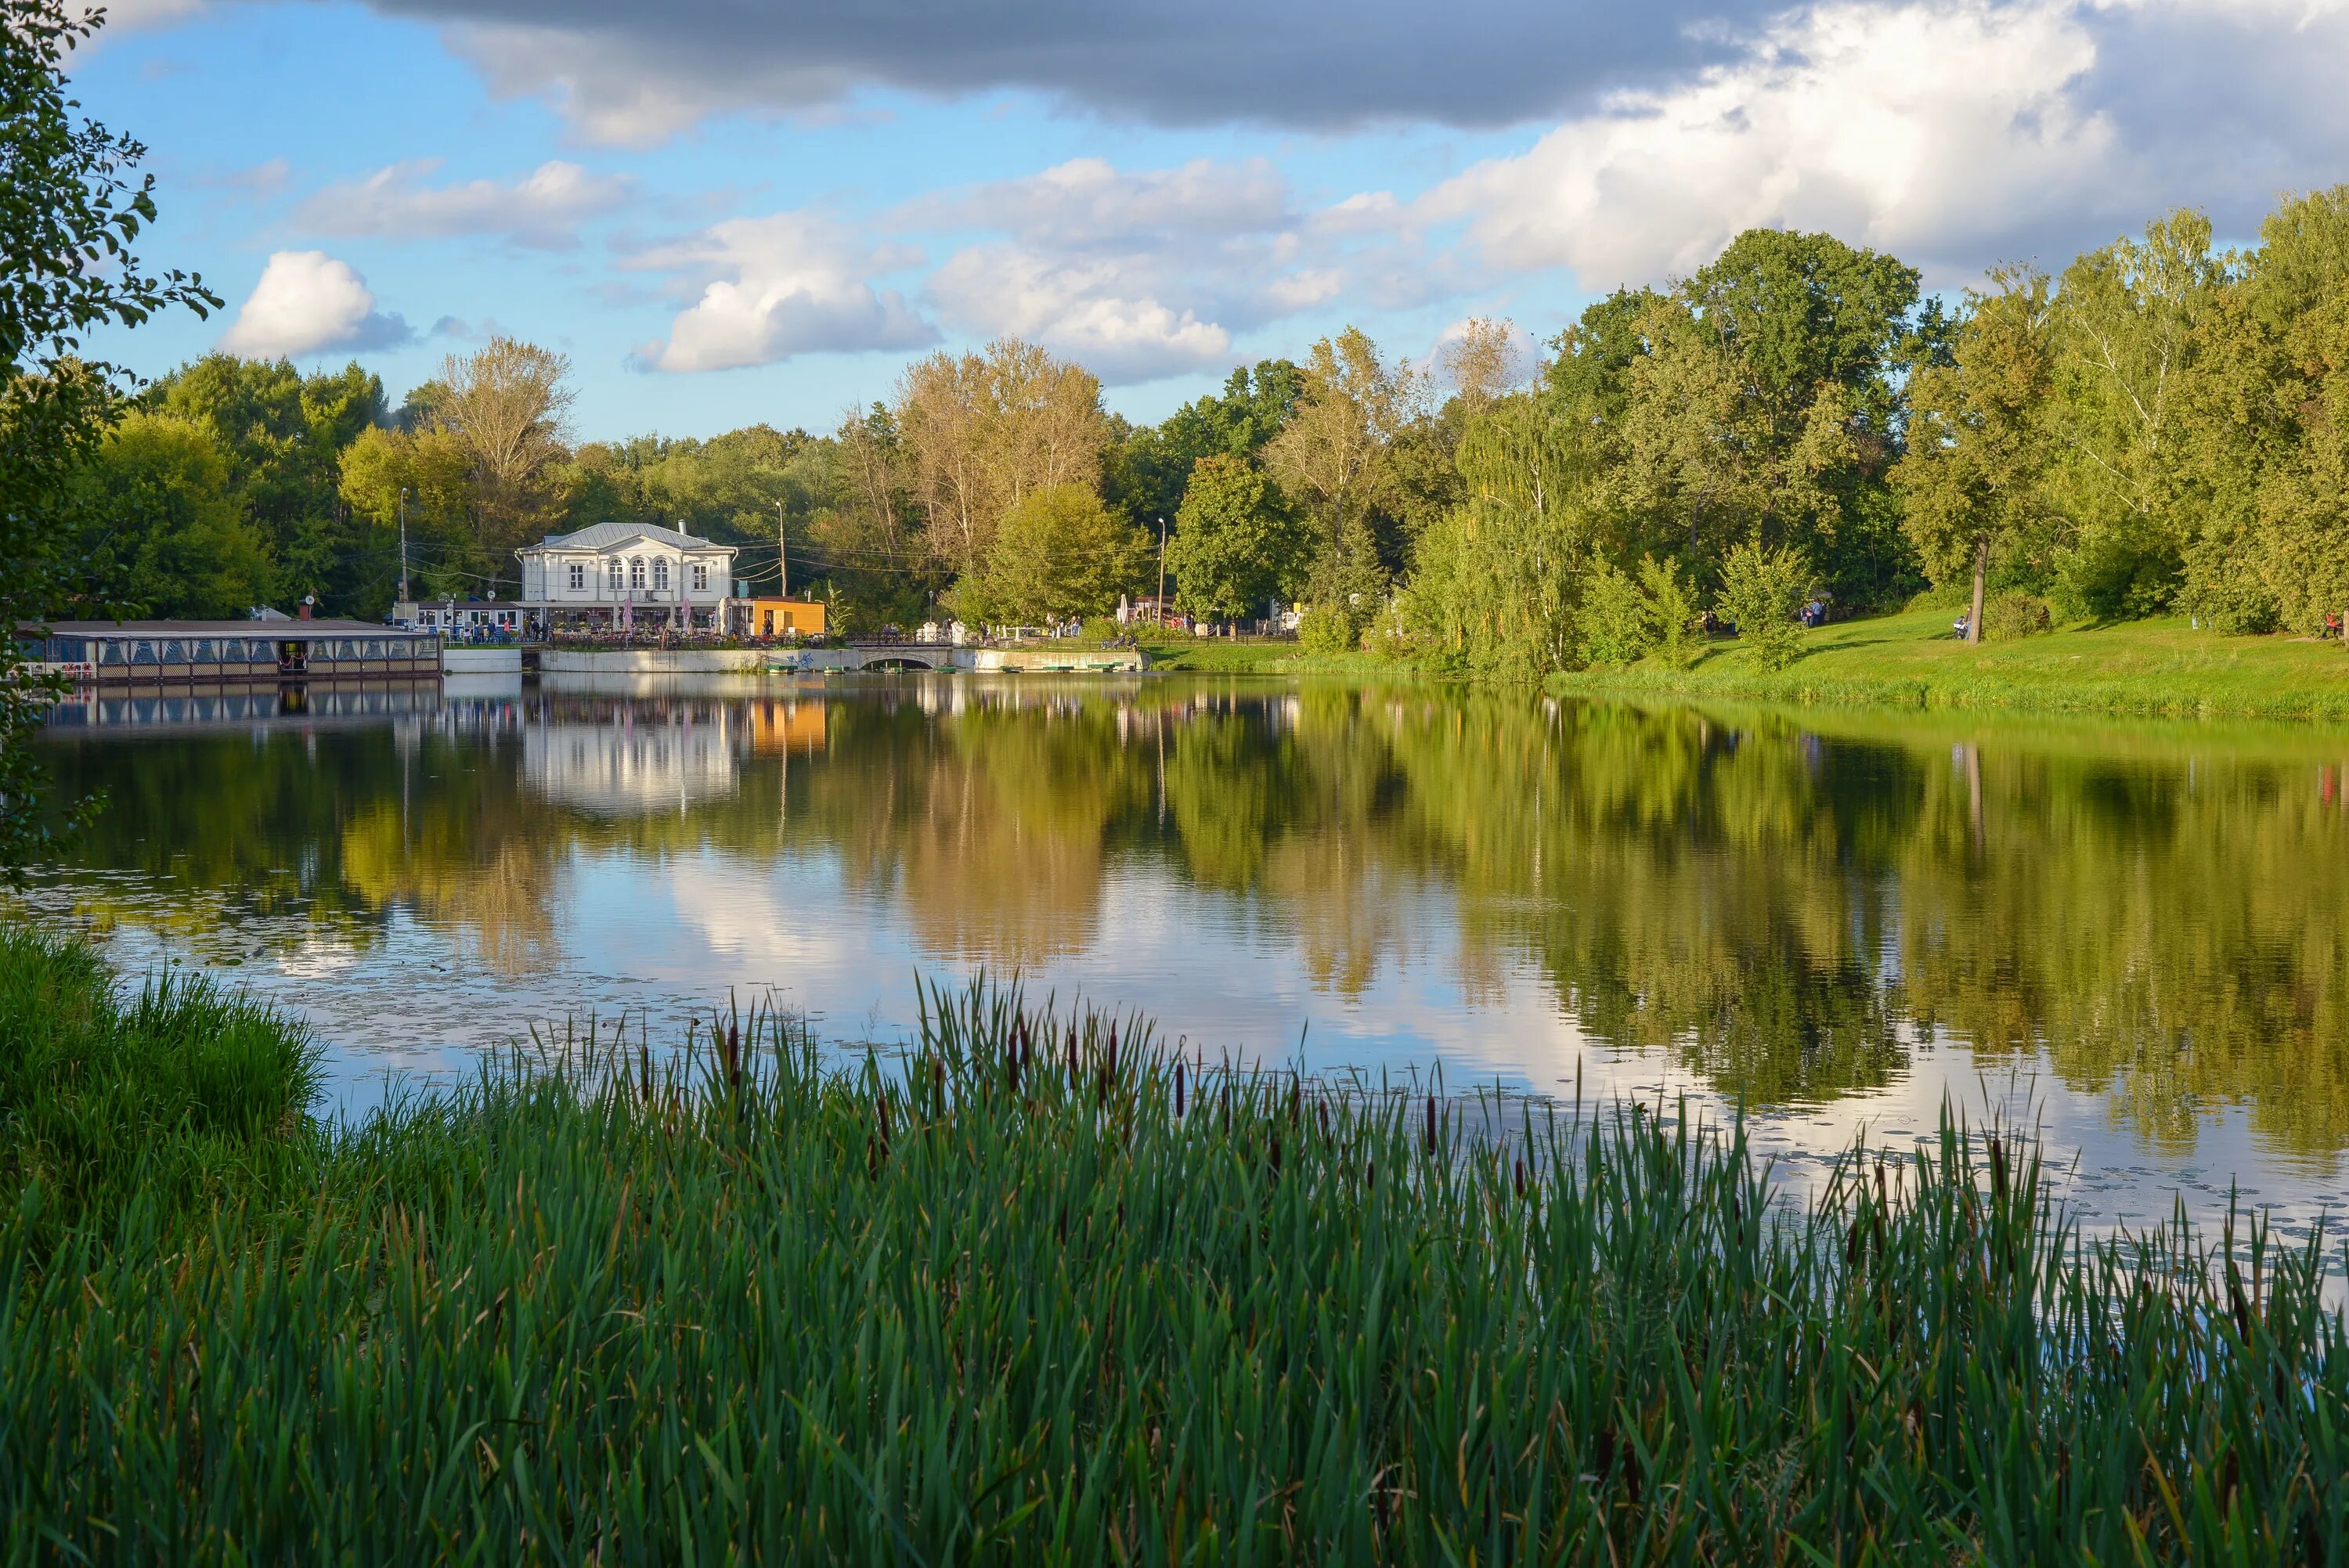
[1553, 608, 2349, 719]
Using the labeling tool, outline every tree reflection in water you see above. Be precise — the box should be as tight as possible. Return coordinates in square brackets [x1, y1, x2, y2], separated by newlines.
[31, 681, 2349, 1156]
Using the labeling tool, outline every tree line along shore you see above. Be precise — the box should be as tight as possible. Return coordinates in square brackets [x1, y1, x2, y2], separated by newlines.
[2, 923, 2345, 1559]
[53, 189, 2349, 716]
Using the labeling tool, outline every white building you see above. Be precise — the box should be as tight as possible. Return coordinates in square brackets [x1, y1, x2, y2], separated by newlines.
[515, 521, 740, 633]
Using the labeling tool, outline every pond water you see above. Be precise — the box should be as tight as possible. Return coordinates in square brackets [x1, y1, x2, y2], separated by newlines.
[19, 674, 2349, 1242]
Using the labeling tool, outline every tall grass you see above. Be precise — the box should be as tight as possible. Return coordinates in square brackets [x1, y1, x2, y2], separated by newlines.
[0, 927, 319, 1257]
[2, 949, 2345, 1559]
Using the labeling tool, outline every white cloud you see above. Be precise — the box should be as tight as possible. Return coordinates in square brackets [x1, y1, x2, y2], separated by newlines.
[1411, 0, 2349, 293]
[629, 217, 938, 373]
[217, 251, 411, 359]
[294, 159, 634, 250]
[1416, 0, 2112, 288]
[909, 157, 1352, 382]
[926, 246, 1234, 384]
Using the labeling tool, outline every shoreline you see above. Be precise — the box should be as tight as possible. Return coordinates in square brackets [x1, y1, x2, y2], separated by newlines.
[1158, 610, 2349, 721]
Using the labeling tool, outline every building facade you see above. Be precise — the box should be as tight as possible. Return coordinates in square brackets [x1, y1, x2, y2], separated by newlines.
[28, 620, 440, 685]
[515, 521, 739, 633]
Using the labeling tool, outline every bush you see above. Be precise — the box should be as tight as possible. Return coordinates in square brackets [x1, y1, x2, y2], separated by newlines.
[1297, 602, 1357, 654]
[1714, 541, 1815, 671]
[1576, 557, 1652, 666]
[1639, 556, 1705, 669]
[1578, 554, 1705, 669]
[1982, 589, 2054, 641]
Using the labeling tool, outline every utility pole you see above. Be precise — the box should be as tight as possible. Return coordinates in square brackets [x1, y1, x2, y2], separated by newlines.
[1155, 516, 1167, 626]
[398, 487, 410, 604]
[778, 499, 789, 600]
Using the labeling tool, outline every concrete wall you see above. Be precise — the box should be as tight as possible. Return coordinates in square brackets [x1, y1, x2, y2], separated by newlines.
[442, 647, 523, 675]
[536, 648, 765, 675]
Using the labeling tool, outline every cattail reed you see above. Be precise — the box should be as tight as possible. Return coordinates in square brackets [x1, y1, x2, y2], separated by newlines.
[4, 939, 2343, 1566]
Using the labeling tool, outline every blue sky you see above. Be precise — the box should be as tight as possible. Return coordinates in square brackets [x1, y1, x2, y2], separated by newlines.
[75, 0, 2349, 441]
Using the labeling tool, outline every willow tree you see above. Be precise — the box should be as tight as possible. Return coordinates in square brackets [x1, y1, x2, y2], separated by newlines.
[1408, 396, 1589, 682]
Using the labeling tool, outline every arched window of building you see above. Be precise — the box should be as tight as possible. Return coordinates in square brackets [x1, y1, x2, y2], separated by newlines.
[630, 557, 647, 591]
[608, 559, 625, 593]
[652, 558, 670, 593]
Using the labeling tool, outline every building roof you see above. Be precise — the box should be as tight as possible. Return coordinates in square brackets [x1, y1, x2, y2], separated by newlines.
[524, 521, 738, 555]
[45, 618, 413, 639]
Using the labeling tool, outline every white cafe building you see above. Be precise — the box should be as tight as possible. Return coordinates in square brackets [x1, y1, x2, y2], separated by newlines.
[514, 521, 740, 633]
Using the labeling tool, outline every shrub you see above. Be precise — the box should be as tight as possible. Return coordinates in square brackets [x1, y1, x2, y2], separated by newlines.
[1983, 589, 2054, 641]
[1297, 602, 1357, 654]
[1639, 555, 1705, 669]
[1576, 556, 1652, 666]
[1714, 540, 1815, 671]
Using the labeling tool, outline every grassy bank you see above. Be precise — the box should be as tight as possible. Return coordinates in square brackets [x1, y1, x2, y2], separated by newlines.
[1553, 608, 2349, 719]
[5, 929, 2347, 1559]
[1137, 636, 1395, 676]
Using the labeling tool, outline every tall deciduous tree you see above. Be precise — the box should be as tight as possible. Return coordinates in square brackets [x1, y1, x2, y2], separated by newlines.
[1164, 456, 1309, 621]
[1895, 266, 2059, 642]
[2042, 209, 2226, 618]
[430, 335, 576, 578]
[2, 0, 217, 868]
[71, 412, 272, 618]
[1265, 327, 1425, 634]
[1438, 317, 1525, 411]
[897, 337, 1106, 580]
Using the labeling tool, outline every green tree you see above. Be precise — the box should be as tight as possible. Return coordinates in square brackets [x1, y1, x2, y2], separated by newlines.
[1164, 456, 1309, 621]
[148, 355, 389, 615]
[956, 484, 1148, 625]
[1715, 540, 1815, 670]
[338, 423, 476, 600]
[1895, 266, 2060, 642]
[1604, 231, 1935, 609]
[2, 0, 216, 868]
[2042, 209, 2228, 618]
[71, 413, 272, 617]
[1407, 397, 1589, 682]
[1106, 360, 1300, 525]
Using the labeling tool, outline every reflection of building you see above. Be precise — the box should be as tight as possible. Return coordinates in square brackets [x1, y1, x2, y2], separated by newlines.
[522, 713, 740, 816]
[749, 697, 827, 755]
[516, 522, 740, 634]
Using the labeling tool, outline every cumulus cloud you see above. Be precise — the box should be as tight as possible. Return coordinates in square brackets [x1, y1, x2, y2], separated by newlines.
[1410, 0, 2349, 292]
[627, 217, 937, 372]
[218, 251, 411, 359]
[294, 159, 635, 249]
[926, 247, 1234, 384]
[399, 0, 1766, 145]
[907, 157, 1359, 382]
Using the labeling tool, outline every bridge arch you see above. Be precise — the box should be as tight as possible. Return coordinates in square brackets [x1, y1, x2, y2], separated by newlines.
[858, 654, 937, 672]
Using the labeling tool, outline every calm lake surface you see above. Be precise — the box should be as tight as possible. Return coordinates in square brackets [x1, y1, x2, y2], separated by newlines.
[20, 674, 2349, 1240]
